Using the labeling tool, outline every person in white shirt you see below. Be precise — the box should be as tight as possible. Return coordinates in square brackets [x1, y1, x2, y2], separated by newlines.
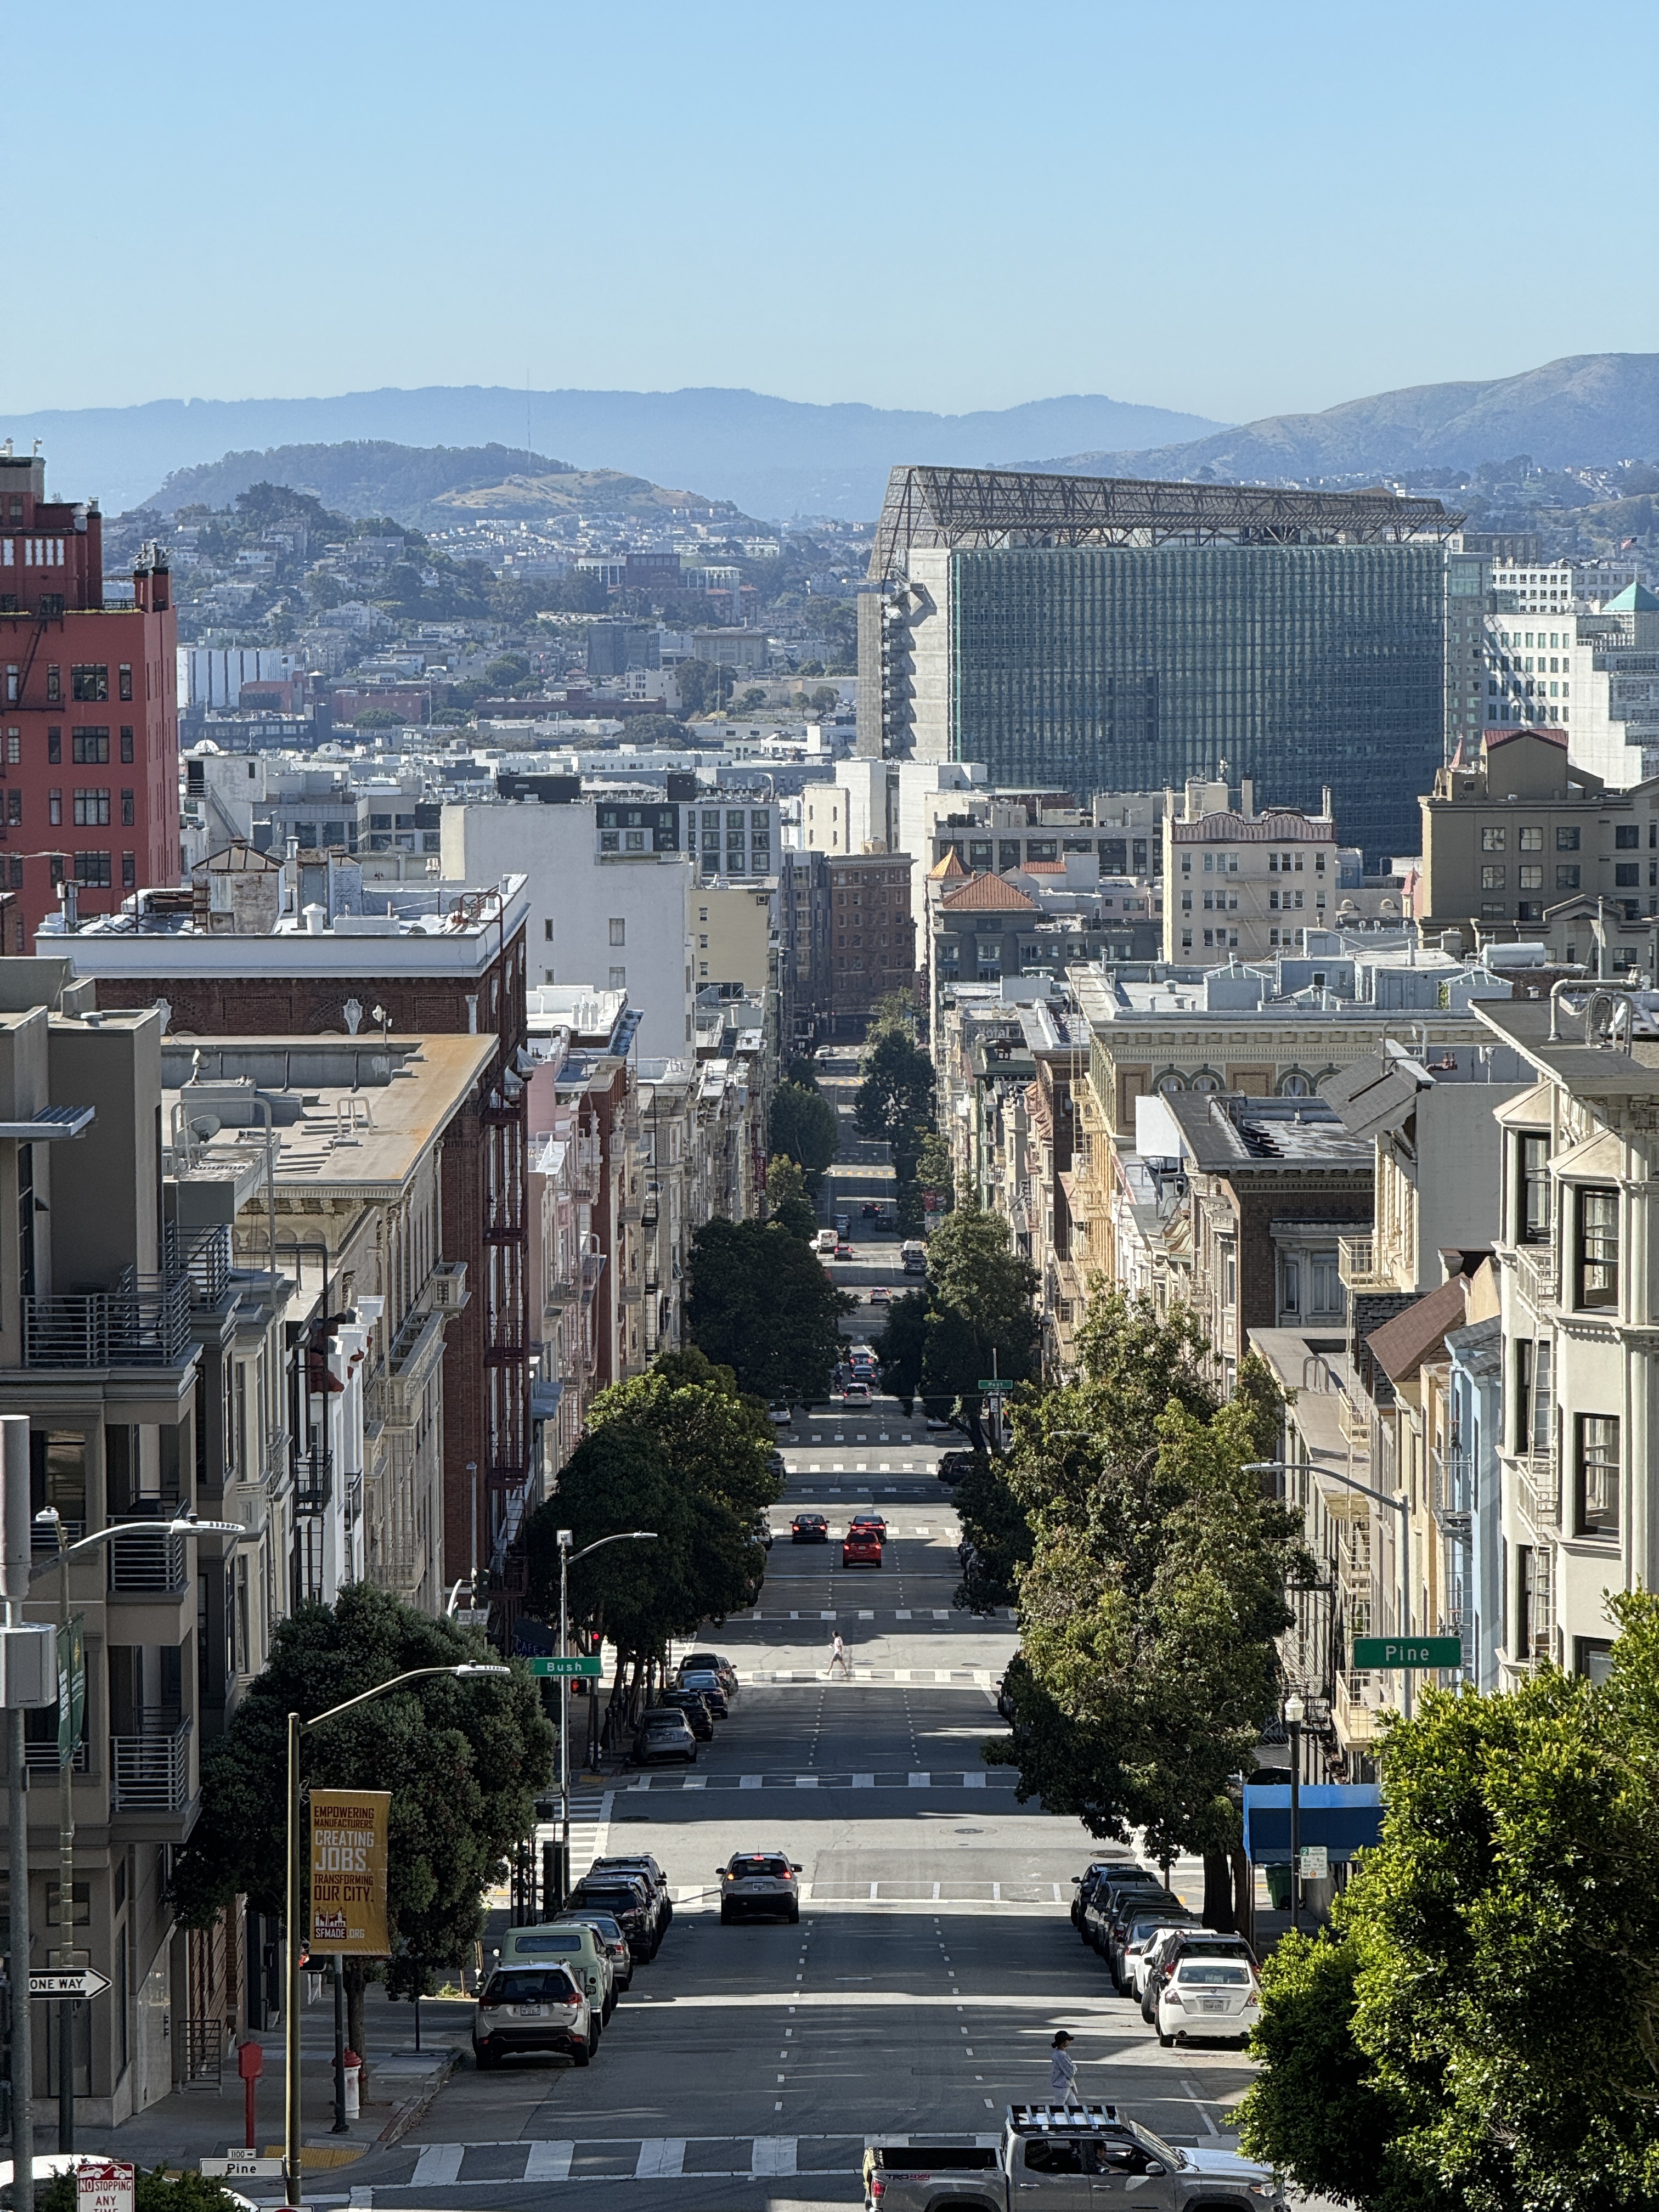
[1049, 2030, 1079, 2102]
[829, 1632, 849, 1677]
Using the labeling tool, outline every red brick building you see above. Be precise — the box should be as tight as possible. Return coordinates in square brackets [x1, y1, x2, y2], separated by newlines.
[827, 853, 916, 1038]
[0, 452, 178, 939]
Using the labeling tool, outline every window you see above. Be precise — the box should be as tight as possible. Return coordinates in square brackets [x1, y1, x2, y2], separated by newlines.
[1616, 823, 1640, 849]
[118, 664, 132, 702]
[1556, 865, 1581, 891]
[608, 918, 625, 946]
[121, 852, 135, 888]
[48, 790, 61, 826]
[1481, 827, 1506, 851]
[3, 730, 14, 764]
[1519, 865, 1543, 890]
[4, 791, 19, 827]
[543, 918, 554, 940]
[624, 831, 645, 851]
[1515, 1335, 1551, 1455]
[599, 832, 619, 853]
[1557, 826, 1581, 850]
[1575, 1187, 1618, 1308]
[1519, 827, 1543, 850]
[1575, 1414, 1620, 1538]
[606, 966, 625, 989]
[73, 851, 111, 887]
[72, 789, 110, 827]
[47, 727, 60, 764]
[70, 665, 108, 703]
[1515, 1133, 1550, 1244]
[120, 790, 134, 828]
[71, 728, 109, 764]
[1482, 865, 1506, 889]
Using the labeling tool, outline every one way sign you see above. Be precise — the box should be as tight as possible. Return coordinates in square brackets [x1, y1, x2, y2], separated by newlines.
[30, 1968, 111, 2000]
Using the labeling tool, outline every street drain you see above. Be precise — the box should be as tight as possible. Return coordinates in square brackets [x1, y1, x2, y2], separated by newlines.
[955, 1826, 984, 1835]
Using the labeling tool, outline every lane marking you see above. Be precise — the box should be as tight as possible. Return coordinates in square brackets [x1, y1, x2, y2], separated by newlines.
[411, 2147, 462, 2186]
[634, 2139, 687, 2177]
[523, 2143, 573, 2182]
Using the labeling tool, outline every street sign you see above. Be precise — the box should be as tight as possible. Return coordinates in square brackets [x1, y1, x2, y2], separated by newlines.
[527, 1655, 603, 1679]
[201, 2157, 284, 2179]
[30, 1967, 110, 1999]
[1298, 1844, 1330, 1880]
[77, 2162, 133, 2212]
[1352, 1636, 1463, 1670]
[977, 1380, 1010, 1395]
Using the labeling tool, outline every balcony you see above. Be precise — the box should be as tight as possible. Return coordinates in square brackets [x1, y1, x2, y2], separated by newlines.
[1336, 1235, 1390, 1293]
[111, 1718, 193, 1814]
[368, 1542, 420, 1594]
[619, 1184, 644, 1226]
[420, 1261, 469, 1315]
[1334, 1669, 1389, 1748]
[292, 1447, 331, 1515]
[107, 1527, 188, 1594]
[23, 1276, 191, 1368]
[173, 1224, 232, 1307]
[1513, 1242, 1558, 1314]
[579, 1252, 607, 1307]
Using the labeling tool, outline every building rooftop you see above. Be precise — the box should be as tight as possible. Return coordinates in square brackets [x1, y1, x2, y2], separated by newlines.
[1160, 1093, 1374, 1173]
[939, 872, 1041, 914]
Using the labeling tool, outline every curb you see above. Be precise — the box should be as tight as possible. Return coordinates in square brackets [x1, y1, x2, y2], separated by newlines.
[375, 2048, 462, 2148]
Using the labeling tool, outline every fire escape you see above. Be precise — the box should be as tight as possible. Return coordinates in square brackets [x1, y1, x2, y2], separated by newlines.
[483, 1070, 530, 1611]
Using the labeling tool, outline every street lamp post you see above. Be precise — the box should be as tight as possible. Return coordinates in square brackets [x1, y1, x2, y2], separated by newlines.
[1284, 1693, 1305, 1932]
[554, 1532, 656, 1906]
[30, 1508, 241, 2151]
[282, 1663, 508, 2212]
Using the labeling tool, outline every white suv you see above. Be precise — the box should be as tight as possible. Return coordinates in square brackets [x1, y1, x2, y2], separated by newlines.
[718, 1850, 803, 1925]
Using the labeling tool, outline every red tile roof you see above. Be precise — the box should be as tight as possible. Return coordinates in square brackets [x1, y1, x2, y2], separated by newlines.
[939, 871, 1040, 913]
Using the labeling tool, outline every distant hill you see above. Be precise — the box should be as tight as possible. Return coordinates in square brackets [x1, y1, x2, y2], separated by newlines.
[2, 385, 1228, 522]
[1020, 354, 1659, 486]
[146, 440, 732, 529]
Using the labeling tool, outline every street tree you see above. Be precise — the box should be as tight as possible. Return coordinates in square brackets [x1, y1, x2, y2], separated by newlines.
[989, 1290, 1295, 1924]
[763, 1153, 819, 1242]
[686, 1216, 853, 1402]
[853, 1021, 935, 1179]
[1239, 1590, 1659, 2212]
[769, 1079, 839, 1184]
[171, 1583, 552, 2046]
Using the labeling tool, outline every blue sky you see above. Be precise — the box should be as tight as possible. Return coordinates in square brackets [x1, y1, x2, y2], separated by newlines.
[21, 0, 1659, 423]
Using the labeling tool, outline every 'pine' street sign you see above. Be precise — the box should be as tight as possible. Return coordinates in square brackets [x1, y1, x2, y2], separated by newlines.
[1351, 1636, 1462, 1669]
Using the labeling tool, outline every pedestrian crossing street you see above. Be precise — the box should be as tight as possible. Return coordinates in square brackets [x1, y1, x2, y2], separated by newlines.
[621, 1767, 1016, 1793]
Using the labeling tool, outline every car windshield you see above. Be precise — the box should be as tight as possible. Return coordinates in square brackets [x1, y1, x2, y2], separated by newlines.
[484, 1970, 577, 2004]
[1179, 1963, 1251, 1985]
[557, 1914, 623, 1942]
[1127, 2122, 1184, 2170]
[731, 1856, 790, 1877]
[574, 1890, 640, 1913]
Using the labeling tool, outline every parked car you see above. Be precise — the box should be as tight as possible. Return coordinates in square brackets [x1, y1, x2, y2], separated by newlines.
[841, 1531, 883, 1568]
[1082, 1871, 1173, 1954]
[718, 1850, 803, 1925]
[768, 1402, 793, 1426]
[498, 1921, 615, 2017]
[1156, 1956, 1262, 2050]
[1070, 1860, 1135, 1933]
[1097, 1886, 1183, 1971]
[473, 1964, 595, 2069]
[676, 1667, 729, 1718]
[632, 1707, 698, 1766]
[566, 1871, 662, 1961]
[678, 1651, 739, 1697]
[1142, 1932, 1259, 2022]
[551, 1910, 633, 1990]
[751, 1513, 774, 1552]
[1116, 1908, 1203, 1996]
[791, 1513, 830, 1544]
[848, 1513, 888, 1543]
[659, 1688, 715, 1740]
[589, 1853, 674, 1930]
[938, 1450, 973, 1485]
[924, 1410, 953, 1431]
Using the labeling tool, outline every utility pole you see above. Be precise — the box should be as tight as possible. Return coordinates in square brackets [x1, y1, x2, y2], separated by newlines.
[3, 1419, 35, 2212]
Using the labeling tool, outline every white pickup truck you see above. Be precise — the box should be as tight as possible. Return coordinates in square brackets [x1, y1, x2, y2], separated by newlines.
[862, 2103, 1283, 2212]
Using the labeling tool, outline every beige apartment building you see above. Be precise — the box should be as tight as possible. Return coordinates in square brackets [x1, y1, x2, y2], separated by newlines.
[1415, 725, 1659, 943]
[1162, 777, 1338, 962]
[695, 881, 776, 995]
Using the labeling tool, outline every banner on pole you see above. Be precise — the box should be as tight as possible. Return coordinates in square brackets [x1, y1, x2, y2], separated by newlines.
[309, 1788, 391, 1954]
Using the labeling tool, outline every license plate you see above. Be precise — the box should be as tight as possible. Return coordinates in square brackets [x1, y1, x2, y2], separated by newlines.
[513, 2005, 545, 2018]
[1198, 1999, 1226, 2013]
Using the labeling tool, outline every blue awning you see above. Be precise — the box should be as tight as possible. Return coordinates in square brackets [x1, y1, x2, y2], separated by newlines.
[1243, 1783, 1383, 1864]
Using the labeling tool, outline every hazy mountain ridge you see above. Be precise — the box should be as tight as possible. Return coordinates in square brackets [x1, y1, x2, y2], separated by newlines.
[5, 385, 1226, 521]
[1020, 353, 1659, 484]
[146, 440, 733, 529]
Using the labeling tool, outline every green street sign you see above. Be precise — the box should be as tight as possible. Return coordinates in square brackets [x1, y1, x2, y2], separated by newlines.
[1352, 1635, 1462, 1670]
[57, 1616, 85, 1764]
[527, 1655, 603, 1679]
[977, 1380, 1010, 1395]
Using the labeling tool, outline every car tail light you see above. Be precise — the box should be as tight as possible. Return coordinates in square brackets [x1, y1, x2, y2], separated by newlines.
[1166, 1989, 1184, 2006]
[870, 2179, 885, 2201]
[479, 1994, 501, 2009]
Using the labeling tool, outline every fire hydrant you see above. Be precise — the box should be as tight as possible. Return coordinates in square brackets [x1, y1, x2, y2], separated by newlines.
[342, 2047, 361, 2121]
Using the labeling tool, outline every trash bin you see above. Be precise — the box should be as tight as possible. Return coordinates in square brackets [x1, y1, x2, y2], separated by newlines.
[342, 2047, 361, 2121]
[1264, 1863, 1292, 1910]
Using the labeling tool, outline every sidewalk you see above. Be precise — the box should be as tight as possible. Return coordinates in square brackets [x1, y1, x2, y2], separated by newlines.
[41, 1987, 469, 2176]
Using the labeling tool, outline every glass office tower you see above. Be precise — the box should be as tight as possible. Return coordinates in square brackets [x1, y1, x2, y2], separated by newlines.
[935, 541, 1444, 865]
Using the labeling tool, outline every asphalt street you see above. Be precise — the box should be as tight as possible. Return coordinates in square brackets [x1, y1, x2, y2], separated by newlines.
[323, 1153, 1261, 2211]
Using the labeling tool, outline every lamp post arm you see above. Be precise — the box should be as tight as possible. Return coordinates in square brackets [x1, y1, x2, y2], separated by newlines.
[567, 1531, 658, 1568]
[305, 1663, 509, 1732]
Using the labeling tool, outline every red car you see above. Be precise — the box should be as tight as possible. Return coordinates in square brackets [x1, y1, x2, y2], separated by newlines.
[841, 1532, 883, 1568]
[848, 1513, 888, 1544]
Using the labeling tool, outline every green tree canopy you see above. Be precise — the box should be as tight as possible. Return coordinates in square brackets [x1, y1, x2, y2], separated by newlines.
[171, 1584, 552, 2036]
[685, 1216, 853, 1402]
[769, 1080, 839, 1180]
[1239, 1589, 1659, 2212]
[675, 658, 736, 716]
[853, 1021, 935, 1169]
[764, 1154, 819, 1242]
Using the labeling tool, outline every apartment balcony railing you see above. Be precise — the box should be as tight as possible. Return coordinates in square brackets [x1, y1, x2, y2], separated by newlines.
[1336, 1235, 1389, 1293]
[1513, 1242, 1559, 1314]
[24, 1737, 88, 1774]
[111, 1718, 193, 1814]
[31, 1517, 85, 1557]
[23, 1276, 191, 1368]
[368, 1543, 420, 1593]
[106, 1527, 188, 1595]
[579, 1252, 607, 1307]
[1334, 1670, 1389, 1747]
[641, 1184, 661, 1229]
[173, 1223, 233, 1307]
